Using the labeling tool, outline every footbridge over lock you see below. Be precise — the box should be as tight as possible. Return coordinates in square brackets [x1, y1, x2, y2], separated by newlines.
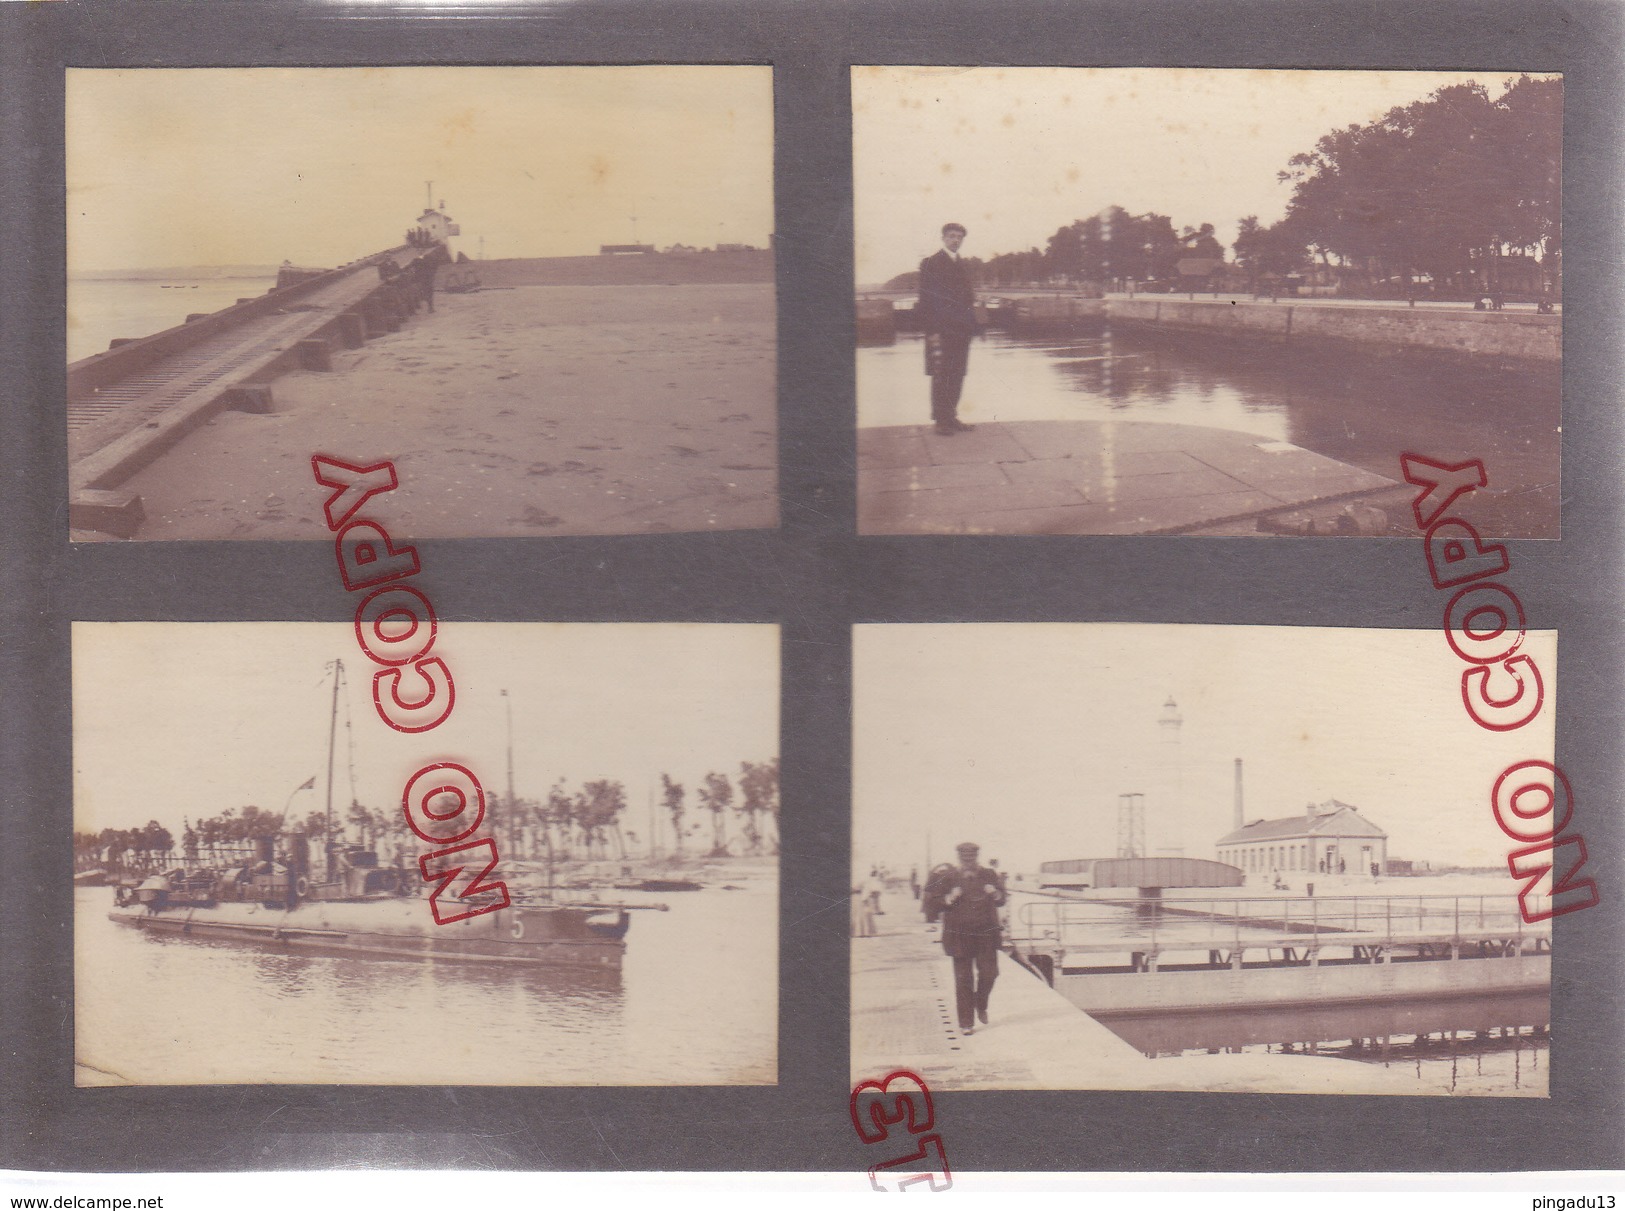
[1038, 855, 1244, 895]
[68, 245, 444, 539]
[1010, 891, 1551, 1017]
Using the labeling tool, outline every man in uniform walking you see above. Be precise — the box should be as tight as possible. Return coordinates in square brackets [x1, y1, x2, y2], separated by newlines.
[917, 223, 978, 436]
[927, 841, 1006, 1035]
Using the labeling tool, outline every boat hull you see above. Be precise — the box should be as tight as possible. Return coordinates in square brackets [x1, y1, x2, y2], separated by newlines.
[109, 898, 626, 970]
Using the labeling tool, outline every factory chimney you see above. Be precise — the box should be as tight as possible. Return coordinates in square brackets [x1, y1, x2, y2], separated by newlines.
[1233, 758, 1244, 831]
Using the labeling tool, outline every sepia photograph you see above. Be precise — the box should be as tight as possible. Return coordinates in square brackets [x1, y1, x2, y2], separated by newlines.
[73, 622, 779, 1085]
[853, 623, 1559, 1096]
[7, 0, 1621, 1187]
[854, 68, 1561, 538]
[66, 66, 776, 541]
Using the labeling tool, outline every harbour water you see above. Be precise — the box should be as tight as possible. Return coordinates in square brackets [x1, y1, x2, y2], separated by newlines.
[75, 880, 777, 1086]
[1101, 992, 1548, 1096]
[857, 329, 1560, 537]
[67, 274, 277, 364]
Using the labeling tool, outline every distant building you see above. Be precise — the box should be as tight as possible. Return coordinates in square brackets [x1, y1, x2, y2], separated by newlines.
[1215, 799, 1388, 877]
[599, 243, 656, 255]
[714, 243, 758, 253]
[1176, 257, 1223, 283]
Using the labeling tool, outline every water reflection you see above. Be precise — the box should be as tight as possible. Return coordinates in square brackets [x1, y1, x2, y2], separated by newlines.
[857, 329, 1559, 537]
[75, 884, 772, 1085]
[1096, 992, 1549, 1095]
[1096, 990, 1549, 1056]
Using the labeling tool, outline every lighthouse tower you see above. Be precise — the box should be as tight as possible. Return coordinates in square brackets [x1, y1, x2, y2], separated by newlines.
[1154, 695, 1184, 856]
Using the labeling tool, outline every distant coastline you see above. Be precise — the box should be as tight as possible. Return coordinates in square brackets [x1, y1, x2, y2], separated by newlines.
[71, 265, 281, 282]
[478, 249, 774, 288]
[71, 248, 775, 287]
[67, 271, 280, 363]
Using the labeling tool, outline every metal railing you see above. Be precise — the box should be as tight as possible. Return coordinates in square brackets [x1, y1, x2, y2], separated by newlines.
[1015, 892, 1547, 963]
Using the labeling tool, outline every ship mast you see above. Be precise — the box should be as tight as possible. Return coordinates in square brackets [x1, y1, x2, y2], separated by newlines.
[503, 688, 516, 858]
[325, 659, 343, 882]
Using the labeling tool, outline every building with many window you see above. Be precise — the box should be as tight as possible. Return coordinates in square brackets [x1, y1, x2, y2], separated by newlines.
[1215, 800, 1388, 878]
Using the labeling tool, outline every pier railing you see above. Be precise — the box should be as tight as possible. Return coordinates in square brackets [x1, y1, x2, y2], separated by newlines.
[67, 248, 407, 395]
[1015, 892, 1548, 962]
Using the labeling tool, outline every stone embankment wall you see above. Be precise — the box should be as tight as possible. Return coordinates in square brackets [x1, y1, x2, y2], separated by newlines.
[1107, 298, 1560, 363]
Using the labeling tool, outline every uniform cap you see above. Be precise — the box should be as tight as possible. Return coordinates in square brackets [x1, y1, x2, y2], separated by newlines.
[955, 842, 980, 856]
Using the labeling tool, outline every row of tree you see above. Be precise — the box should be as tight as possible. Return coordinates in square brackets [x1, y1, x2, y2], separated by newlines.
[660, 759, 781, 857]
[1273, 74, 1559, 292]
[72, 821, 175, 873]
[964, 210, 1220, 289]
[71, 758, 781, 873]
[890, 75, 1560, 297]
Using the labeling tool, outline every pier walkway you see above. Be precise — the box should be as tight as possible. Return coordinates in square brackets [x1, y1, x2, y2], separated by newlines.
[68, 246, 427, 537]
[851, 900, 1433, 1094]
[858, 419, 1404, 536]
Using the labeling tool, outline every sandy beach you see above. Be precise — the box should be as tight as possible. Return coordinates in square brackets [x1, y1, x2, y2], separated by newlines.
[112, 282, 777, 539]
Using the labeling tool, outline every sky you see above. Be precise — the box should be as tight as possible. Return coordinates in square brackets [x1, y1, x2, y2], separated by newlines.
[73, 622, 778, 849]
[853, 624, 1558, 877]
[853, 67, 1557, 285]
[67, 66, 774, 273]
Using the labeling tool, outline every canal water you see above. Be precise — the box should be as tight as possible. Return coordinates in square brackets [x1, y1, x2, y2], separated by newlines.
[857, 329, 1560, 538]
[75, 881, 776, 1086]
[1101, 992, 1548, 1097]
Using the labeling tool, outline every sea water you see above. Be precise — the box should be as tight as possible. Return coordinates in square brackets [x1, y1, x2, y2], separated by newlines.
[67, 274, 278, 364]
[75, 881, 777, 1086]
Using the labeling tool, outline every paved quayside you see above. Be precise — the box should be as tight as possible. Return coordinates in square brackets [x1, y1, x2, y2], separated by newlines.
[858, 419, 1405, 535]
[852, 912, 1440, 1094]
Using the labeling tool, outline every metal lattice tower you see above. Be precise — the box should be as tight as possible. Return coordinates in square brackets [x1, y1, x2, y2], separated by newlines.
[1116, 792, 1146, 859]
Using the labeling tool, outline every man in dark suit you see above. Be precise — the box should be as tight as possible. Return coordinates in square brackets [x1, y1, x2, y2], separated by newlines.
[917, 223, 978, 436]
[924, 841, 1006, 1035]
[413, 248, 444, 313]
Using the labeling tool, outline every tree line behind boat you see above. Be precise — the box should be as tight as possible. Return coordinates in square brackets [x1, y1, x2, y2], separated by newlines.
[73, 758, 780, 879]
